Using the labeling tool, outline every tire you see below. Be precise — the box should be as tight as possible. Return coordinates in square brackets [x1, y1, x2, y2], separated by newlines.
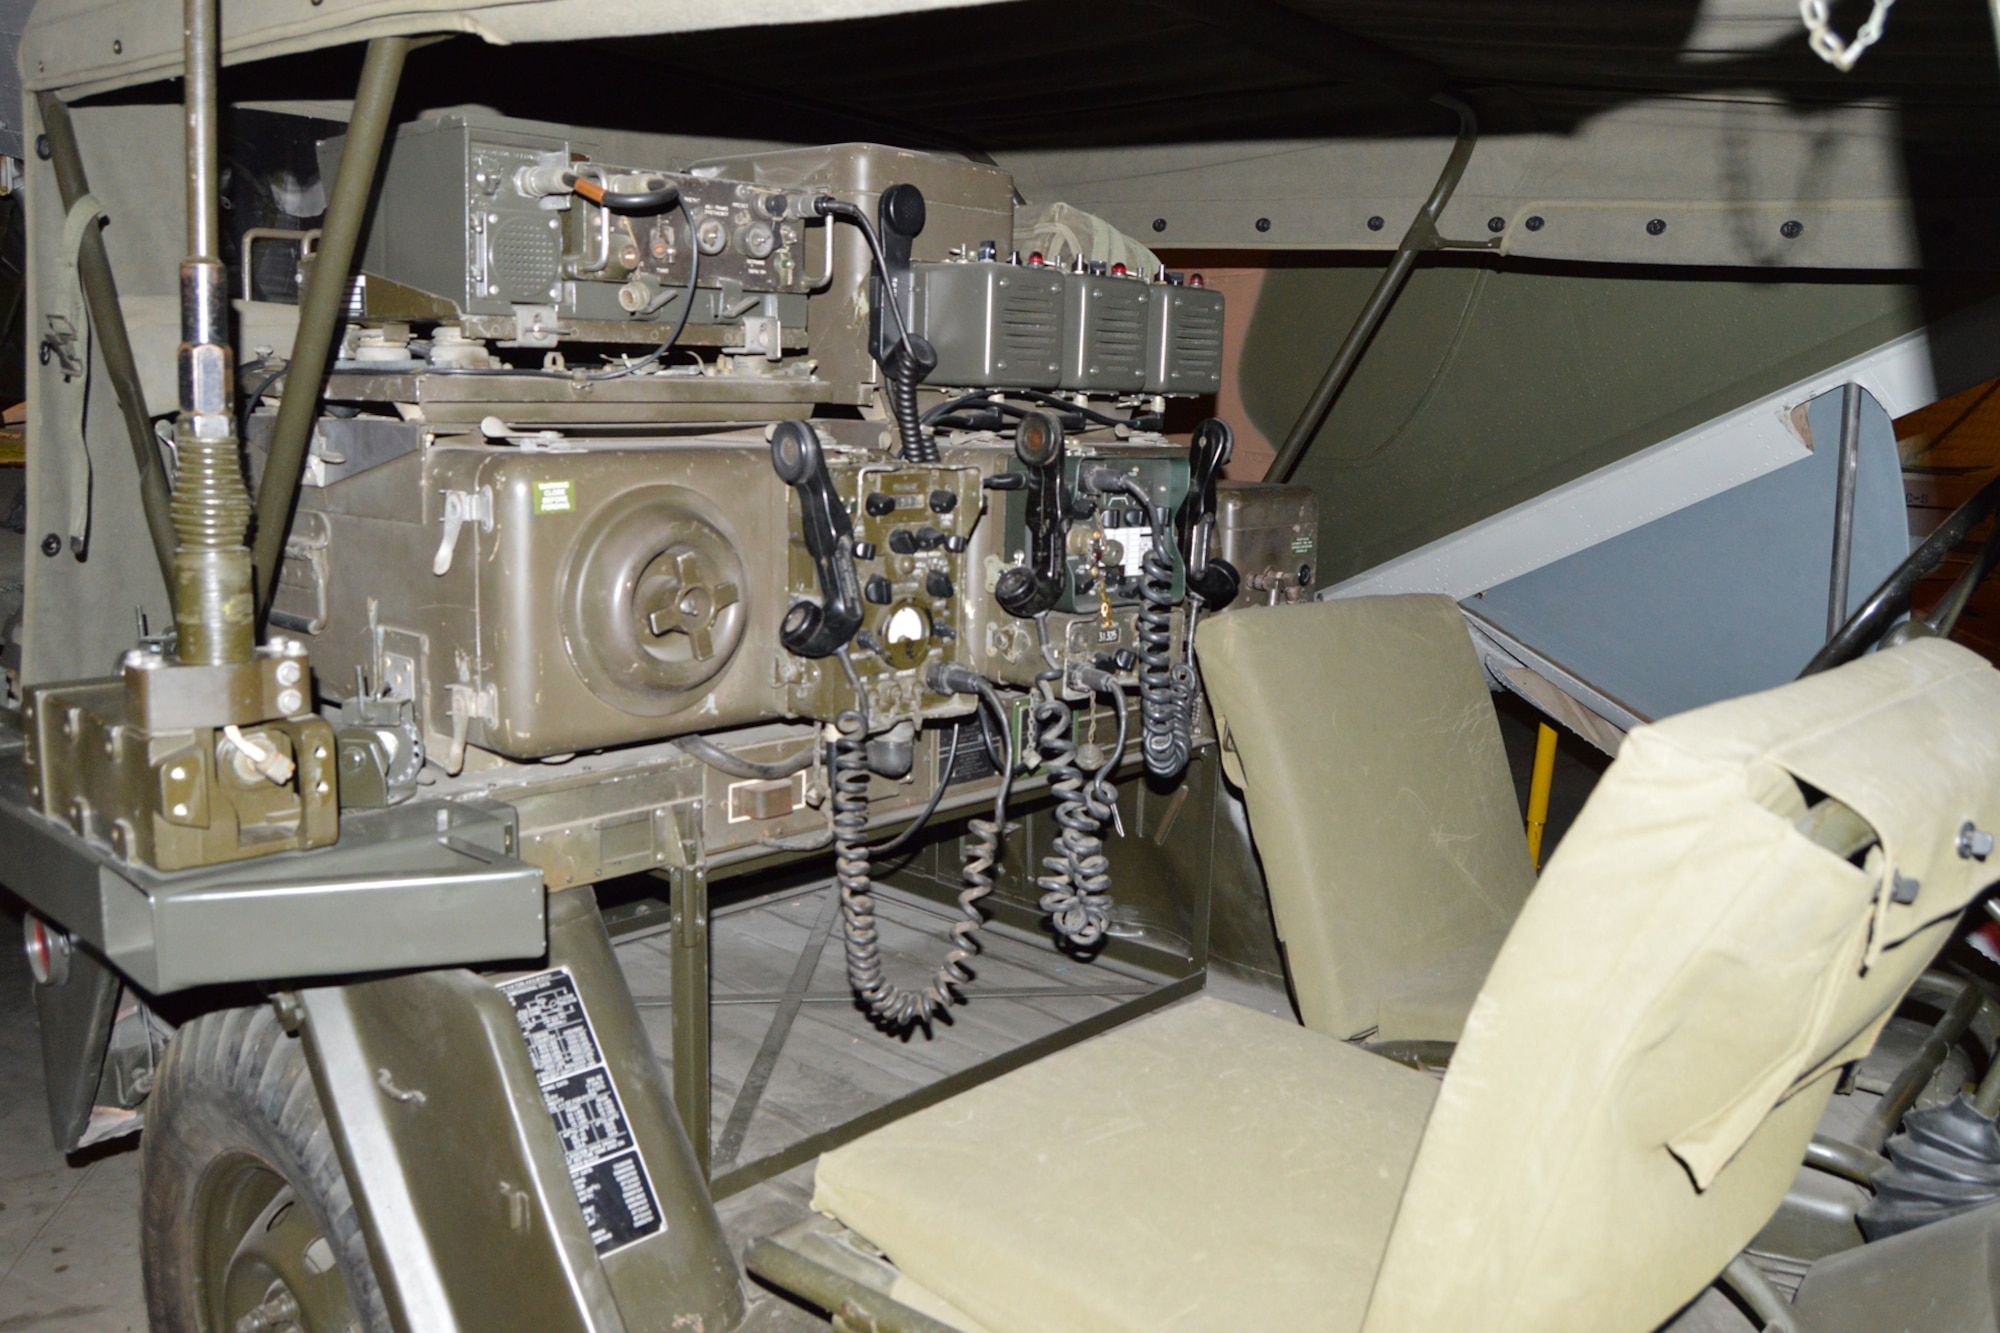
[141, 1003, 392, 1333]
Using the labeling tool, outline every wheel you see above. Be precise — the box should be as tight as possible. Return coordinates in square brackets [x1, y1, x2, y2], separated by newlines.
[141, 1004, 390, 1333]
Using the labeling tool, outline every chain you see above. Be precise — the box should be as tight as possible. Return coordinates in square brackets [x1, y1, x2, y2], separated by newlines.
[1799, 0, 1896, 71]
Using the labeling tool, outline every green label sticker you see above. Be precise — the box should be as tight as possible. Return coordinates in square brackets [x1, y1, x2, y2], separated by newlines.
[534, 480, 575, 514]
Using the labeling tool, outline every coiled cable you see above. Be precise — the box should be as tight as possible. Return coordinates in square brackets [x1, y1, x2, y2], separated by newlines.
[1096, 474, 1193, 779]
[1034, 684, 1114, 947]
[833, 654, 1012, 1030]
[886, 341, 938, 464]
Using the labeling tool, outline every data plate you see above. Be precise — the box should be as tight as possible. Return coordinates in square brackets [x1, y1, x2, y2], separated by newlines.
[501, 966, 664, 1255]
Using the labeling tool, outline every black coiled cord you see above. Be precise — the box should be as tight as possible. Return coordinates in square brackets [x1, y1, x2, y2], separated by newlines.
[832, 654, 1012, 1030]
[886, 343, 938, 464]
[1099, 476, 1193, 780]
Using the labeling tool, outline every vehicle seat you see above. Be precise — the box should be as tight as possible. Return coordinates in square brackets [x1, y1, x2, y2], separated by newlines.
[808, 639, 2000, 1333]
[1196, 593, 1535, 1042]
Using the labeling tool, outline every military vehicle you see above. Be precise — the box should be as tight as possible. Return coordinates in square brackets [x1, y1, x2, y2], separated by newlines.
[6, 1, 2000, 1330]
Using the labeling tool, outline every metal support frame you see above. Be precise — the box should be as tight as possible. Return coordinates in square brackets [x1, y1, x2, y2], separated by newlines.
[1266, 92, 1494, 485]
[34, 92, 177, 585]
[253, 36, 410, 622]
[1827, 382, 1863, 641]
[666, 804, 712, 1178]
[619, 750, 1213, 1200]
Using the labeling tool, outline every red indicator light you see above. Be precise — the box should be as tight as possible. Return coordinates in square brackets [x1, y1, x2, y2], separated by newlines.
[1188, 273, 1206, 287]
[1110, 262, 1128, 276]
[1027, 251, 1045, 267]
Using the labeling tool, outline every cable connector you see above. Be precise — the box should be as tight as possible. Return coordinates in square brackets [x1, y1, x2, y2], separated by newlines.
[926, 662, 987, 697]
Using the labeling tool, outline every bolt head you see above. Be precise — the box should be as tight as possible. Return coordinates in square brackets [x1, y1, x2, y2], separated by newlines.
[277, 688, 305, 715]
[1525, 215, 1545, 232]
[1366, 215, 1385, 232]
[1780, 219, 1804, 239]
[1646, 217, 1667, 236]
[1152, 218, 1167, 233]
[275, 660, 303, 687]
[1487, 215, 1506, 233]
[1254, 216, 1272, 233]
[39, 533, 60, 557]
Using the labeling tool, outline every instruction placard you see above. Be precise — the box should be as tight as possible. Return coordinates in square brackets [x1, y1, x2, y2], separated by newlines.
[500, 967, 663, 1255]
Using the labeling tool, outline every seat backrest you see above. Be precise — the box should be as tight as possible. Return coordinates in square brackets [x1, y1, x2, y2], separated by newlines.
[1364, 638, 2000, 1333]
[1198, 594, 1535, 1041]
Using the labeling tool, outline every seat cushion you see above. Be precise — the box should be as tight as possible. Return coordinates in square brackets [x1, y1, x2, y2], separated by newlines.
[813, 996, 1438, 1333]
[1198, 595, 1535, 1043]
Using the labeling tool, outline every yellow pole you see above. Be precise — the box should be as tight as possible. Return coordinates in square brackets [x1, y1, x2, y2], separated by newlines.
[1527, 722, 1558, 870]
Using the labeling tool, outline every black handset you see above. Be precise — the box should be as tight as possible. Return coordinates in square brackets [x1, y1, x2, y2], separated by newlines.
[1179, 417, 1241, 612]
[994, 410, 1071, 619]
[770, 420, 865, 657]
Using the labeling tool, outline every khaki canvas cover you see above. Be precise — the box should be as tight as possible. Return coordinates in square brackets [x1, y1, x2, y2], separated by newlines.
[1368, 637, 2000, 1330]
[1198, 594, 1534, 1041]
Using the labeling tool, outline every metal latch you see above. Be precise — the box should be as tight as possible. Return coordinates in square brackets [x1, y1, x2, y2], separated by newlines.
[432, 486, 493, 576]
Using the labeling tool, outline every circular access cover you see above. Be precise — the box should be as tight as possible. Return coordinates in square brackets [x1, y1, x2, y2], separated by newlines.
[562, 486, 748, 715]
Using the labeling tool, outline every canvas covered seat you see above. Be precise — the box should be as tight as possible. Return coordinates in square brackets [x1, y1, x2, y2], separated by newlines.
[1196, 593, 1536, 1042]
[811, 639, 2000, 1333]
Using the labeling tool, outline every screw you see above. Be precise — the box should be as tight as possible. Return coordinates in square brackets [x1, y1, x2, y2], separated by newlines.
[1960, 821, 1994, 861]
[275, 660, 303, 687]
[277, 688, 305, 715]
[34, 134, 49, 161]
[1366, 216, 1385, 232]
[111, 39, 121, 53]
[1525, 215, 1545, 232]
[1646, 218, 1667, 236]
[1152, 218, 1166, 233]
[1780, 219, 1804, 239]
[40, 533, 59, 557]
[1254, 217, 1271, 233]
[1487, 216, 1505, 233]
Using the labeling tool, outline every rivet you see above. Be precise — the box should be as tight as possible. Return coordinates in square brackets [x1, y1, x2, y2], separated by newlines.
[1254, 217, 1272, 233]
[1151, 218, 1166, 233]
[1366, 216, 1385, 232]
[1780, 219, 1804, 239]
[1486, 216, 1505, 233]
[40, 533, 60, 557]
[172, 802, 188, 818]
[1646, 218, 1667, 236]
[1525, 215, 1545, 232]
[34, 133, 49, 161]
[111, 39, 121, 53]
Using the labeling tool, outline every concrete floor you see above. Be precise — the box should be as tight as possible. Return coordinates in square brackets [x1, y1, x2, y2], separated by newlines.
[0, 887, 147, 1331]
[0, 675, 1608, 1331]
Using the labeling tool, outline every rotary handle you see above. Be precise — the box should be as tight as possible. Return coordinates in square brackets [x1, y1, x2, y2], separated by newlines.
[994, 409, 1071, 619]
[1179, 417, 1240, 612]
[770, 420, 865, 658]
